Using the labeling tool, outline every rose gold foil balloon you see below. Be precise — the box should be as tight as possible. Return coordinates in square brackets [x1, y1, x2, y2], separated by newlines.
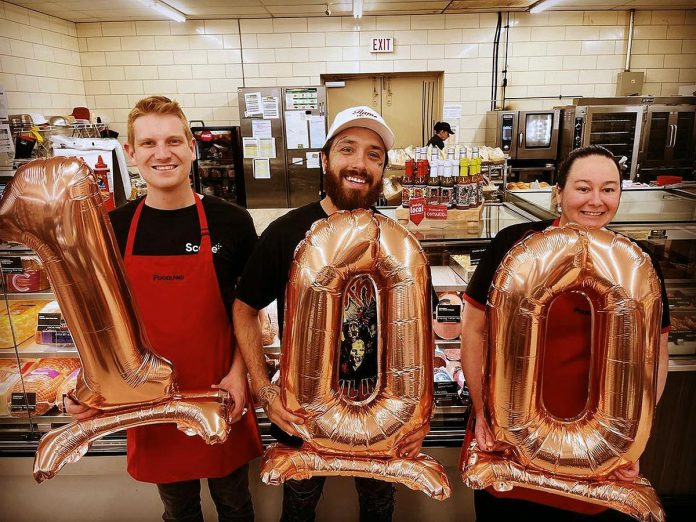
[261, 210, 451, 500]
[0, 157, 234, 482]
[460, 224, 664, 522]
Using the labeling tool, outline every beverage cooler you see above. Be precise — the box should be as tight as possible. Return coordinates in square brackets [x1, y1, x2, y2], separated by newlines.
[238, 86, 327, 208]
[190, 124, 246, 207]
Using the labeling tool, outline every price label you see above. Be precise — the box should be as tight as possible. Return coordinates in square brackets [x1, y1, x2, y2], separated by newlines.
[10, 392, 36, 412]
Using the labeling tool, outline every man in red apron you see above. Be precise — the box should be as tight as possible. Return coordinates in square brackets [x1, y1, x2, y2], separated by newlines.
[67, 96, 262, 521]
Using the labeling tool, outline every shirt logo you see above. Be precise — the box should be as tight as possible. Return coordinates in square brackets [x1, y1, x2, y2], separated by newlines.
[185, 242, 223, 253]
[153, 274, 184, 281]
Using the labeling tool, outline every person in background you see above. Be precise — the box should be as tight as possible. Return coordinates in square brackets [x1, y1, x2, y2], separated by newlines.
[66, 96, 262, 522]
[460, 145, 670, 521]
[233, 106, 429, 522]
[427, 121, 455, 150]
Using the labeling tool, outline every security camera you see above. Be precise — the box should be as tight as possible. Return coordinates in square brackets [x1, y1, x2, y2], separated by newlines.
[325, 4, 331, 16]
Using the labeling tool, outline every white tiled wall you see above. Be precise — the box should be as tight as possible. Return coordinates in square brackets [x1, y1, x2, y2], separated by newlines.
[1, 2, 695, 145]
[0, 1, 86, 117]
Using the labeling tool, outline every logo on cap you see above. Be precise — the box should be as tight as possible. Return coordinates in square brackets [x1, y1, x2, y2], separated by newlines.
[352, 108, 377, 119]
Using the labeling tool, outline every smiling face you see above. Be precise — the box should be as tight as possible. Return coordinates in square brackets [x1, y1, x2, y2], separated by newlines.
[556, 154, 621, 229]
[350, 339, 366, 370]
[124, 113, 195, 196]
[322, 127, 386, 211]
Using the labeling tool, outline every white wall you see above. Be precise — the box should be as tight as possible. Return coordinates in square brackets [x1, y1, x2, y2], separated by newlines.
[1, 2, 695, 146]
[0, 1, 86, 118]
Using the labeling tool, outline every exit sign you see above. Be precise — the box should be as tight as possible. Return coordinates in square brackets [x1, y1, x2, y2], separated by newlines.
[370, 37, 393, 53]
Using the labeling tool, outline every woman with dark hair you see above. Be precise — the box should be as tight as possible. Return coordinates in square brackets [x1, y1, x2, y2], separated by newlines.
[427, 121, 455, 150]
[460, 145, 670, 521]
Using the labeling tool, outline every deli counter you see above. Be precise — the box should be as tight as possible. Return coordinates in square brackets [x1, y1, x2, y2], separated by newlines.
[2, 196, 695, 499]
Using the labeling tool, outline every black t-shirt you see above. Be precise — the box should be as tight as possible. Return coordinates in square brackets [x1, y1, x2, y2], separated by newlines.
[426, 135, 445, 150]
[236, 201, 328, 334]
[109, 195, 257, 314]
[465, 219, 671, 329]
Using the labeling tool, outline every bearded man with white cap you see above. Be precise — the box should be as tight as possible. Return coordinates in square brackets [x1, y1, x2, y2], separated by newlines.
[234, 106, 429, 521]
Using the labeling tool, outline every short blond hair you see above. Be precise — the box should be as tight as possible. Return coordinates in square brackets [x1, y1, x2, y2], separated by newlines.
[127, 96, 193, 147]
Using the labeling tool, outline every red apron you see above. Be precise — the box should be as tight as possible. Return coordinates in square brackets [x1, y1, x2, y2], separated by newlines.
[124, 195, 262, 484]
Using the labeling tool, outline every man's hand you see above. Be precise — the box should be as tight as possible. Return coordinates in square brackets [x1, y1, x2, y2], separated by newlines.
[474, 414, 498, 452]
[397, 422, 430, 458]
[64, 396, 99, 421]
[213, 373, 247, 424]
[609, 460, 640, 482]
[256, 384, 304, 437]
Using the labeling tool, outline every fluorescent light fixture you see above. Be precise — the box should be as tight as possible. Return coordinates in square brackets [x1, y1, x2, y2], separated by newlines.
[353, 0, 363, 19]
[529, 0, 565, 14]
[147, 0, 186, 23]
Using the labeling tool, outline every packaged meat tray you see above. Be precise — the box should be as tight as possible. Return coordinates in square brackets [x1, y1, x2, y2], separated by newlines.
[1, 256, 50, 293]
[0, 359, 37, 416]
[8, 357, 80, 417]
[1, 300, 50, 349]
[35, 301, 75, 346]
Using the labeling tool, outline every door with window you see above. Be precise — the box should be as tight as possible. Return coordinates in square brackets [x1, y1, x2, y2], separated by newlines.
[324, 74, 442, 149]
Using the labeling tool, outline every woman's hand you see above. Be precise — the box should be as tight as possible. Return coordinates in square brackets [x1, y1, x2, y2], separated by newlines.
[609, 460, 640, 482]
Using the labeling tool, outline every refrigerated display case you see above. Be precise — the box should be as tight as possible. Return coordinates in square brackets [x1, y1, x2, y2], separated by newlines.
[190, 124, 246, 207]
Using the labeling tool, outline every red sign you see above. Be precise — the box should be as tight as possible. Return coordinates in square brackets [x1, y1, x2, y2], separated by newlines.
[409, 197, 426, 226]
[425, 205, 448, 220]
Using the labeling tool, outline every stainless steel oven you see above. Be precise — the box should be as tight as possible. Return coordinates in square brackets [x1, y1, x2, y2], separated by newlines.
[490, 110, 560, 161]
[639, 97, 696, 181]
[558, 100, 644, 179]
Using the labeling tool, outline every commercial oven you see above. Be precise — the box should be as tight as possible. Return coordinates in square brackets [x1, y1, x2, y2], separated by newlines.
[558, 97, 696, 181]
[488, 110, 560, 161]
[639, 97, 696, 181]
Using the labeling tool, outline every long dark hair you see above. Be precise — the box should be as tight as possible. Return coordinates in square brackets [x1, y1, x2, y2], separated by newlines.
[557, 145, 621, 189]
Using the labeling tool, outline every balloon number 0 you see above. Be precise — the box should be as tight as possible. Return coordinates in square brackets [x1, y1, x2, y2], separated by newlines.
[461, 225, 665, 522]
[260, 210, 451, 500]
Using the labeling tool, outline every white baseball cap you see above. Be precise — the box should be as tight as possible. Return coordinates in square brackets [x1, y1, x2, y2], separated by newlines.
[323, 106, 395, 150]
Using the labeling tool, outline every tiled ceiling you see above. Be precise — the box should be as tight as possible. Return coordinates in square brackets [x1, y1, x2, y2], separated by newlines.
[6, 0, 696, 23]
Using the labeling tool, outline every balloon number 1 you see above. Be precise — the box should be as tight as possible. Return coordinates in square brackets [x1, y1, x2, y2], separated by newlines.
[0, 158, 234, 482]
[460, 225, 665, 522]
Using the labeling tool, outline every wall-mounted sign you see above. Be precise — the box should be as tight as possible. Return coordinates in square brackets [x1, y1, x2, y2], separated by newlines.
[370, 37, 393, 53]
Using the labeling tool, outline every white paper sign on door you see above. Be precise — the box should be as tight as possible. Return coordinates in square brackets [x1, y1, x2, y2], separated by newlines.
[243, 137, 259, 158]
[285, 111, 309, 149]
[262, 96, 279, 119]
[253, 158, 271, 179]
[252, 119, 272, 139]
[308, 116, 326, 148]
[244, 92, 263, 116]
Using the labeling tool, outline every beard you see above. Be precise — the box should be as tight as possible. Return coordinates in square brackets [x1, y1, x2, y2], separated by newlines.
[324, 164, 383, 211]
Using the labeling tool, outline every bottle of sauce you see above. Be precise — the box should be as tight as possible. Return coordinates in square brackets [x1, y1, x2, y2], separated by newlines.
[427, 159, 441, 205]
[413, 150, 428, 201]
[401, 159, 414, 208]
[456, 157, 470, 210]
[469, 147, 481, 208]
[94, 155, 115, 211]
[440, 160, 454, 208]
